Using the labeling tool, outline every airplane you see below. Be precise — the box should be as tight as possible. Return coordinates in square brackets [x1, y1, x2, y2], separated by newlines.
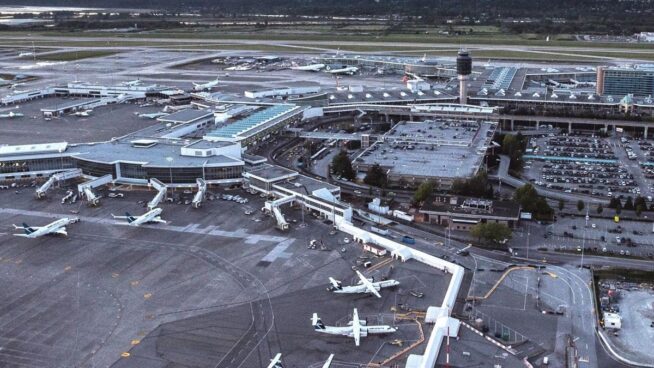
[267, 353, 334, 368]
[267, 353, 283, 368]
[12, 217, 79, 238]
[328, 270, 399, 298]
[290, 63, 325, 72]
[122, 79, 141, 87]
[312, 308, 396, 346]
[0, 111, 23, 119]
[136, 112, 168, 119]
[111, 208, 166, 226]
[325, 66, 358, 75]
[72, 109, 92, 117]
[18, 52, 34, 58]
[192, 78, 221, 91]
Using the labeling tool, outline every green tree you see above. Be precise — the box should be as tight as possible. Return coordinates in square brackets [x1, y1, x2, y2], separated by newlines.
[513, 184, 553, 220]
[331, 151, 355, 180]
[501, 132, 526, 172]
[597, 204, 603, 214]
[363, 164, 388, 188]
[451, 170, 494, 199]
[636, 204, 644, 217]
[413, 180, 436, 204]
[615, 202, 622, 215]
[558, 199, 565, 211]
[624, 196, 634, 211]
[634, 196, 647, 212]
[577, 200, 585, 213]
[608, 197, 622, 209]
[470, 222, 512, 247]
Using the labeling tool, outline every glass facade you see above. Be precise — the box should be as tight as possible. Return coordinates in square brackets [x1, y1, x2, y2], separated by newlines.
[603, 69, 654, 97]
[1, 156, 243, 185]
[76, 159, 116, 178]
[0, 156, 75, 174]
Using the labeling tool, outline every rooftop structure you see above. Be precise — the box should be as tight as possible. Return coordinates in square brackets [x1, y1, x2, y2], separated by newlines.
[354, 119, 497, 187]
[418, 195, 521, 230]
[205, 104, 303, 145]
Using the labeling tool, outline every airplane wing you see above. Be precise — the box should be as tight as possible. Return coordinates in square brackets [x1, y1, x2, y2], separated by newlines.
[53, 228, 67, 236]
[12, 224, 42, 230]
[266, 353, 283, 368]
[111, 214, 129, 219]
[13, 234, 33, 238]
[352, 309, 361, 346]
[151, 217, 167, 224]
[356, 271, 381, 298]
[322, 354, 334, 368]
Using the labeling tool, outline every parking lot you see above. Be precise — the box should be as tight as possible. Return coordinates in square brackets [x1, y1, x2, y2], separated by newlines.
[524, 133, 654, 200]
[537, 215, 654, 259]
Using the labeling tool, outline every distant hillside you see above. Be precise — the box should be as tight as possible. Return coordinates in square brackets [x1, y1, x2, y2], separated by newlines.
[2, 0, 651, 19]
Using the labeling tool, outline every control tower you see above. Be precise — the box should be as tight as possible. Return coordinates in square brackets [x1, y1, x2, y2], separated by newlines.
[457, 49, 472, 105]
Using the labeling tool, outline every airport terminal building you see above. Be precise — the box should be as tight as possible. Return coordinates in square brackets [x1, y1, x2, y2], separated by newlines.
[0, 139, 245, 187]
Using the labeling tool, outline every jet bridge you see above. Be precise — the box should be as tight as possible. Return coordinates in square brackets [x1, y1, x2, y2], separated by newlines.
[262, 194, 295, 231]
[77, 174, 112, 206]
[35, 169, 82, 199]
[192, 178, 207, 209]
[148, 178, 168, 210]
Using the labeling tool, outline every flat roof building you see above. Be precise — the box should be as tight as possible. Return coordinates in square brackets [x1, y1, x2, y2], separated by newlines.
[418, 195, 521, 231]
[353, 118, 497, 187]
[597, 65, 654, 97]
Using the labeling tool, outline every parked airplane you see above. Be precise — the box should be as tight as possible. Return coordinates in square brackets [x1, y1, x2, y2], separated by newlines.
[18, 52, 34, 58]
[267, 353, 334, 368]
[193, 78, 221, 91]
[0, 111, 23, 119]
[325, 66, 358, 75]
[328, 270, 399, 298]
[290, 63, 325, 72]
[136, 112, 168, 119]
[267, 353, 283, 368]
[73, 110, 92, 117]
[112, 208, 166, 226]
[312, 308, 396, 346]
[13, 217, 79, 238]
[122, 79, 141, 86]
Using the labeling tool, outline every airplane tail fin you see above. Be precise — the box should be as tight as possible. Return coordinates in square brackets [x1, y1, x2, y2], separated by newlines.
[312, 313, 325, 330]
[22, 222, 35, 234]
[328, 277, 342, 290]
[125, 212, 134, 223]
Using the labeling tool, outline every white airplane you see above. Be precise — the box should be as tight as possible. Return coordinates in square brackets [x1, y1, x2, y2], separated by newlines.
[312, 308, 396, 346]
[111, 208, 166, 226]
[325, 66, 358, 75]
[12, 217, 78, 238]
[290, 63, 325, 72]
[267, 353, 283, 368]
[18, 52, 34, 58]
[0, 111, 23, 119]
[73, 109, 92, 117]
[267, 353, 334, 368]
[193, 78, 221, 91]
[328, 270, 399, 298]
[122, 79, 141, 86]
[136, 112, 168, 119]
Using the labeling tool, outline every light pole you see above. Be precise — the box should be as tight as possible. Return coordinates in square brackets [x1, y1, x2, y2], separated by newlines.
[165, 156, 173, 186]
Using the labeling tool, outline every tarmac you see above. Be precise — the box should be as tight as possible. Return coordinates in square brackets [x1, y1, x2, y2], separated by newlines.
[0, 186, 451, 368]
